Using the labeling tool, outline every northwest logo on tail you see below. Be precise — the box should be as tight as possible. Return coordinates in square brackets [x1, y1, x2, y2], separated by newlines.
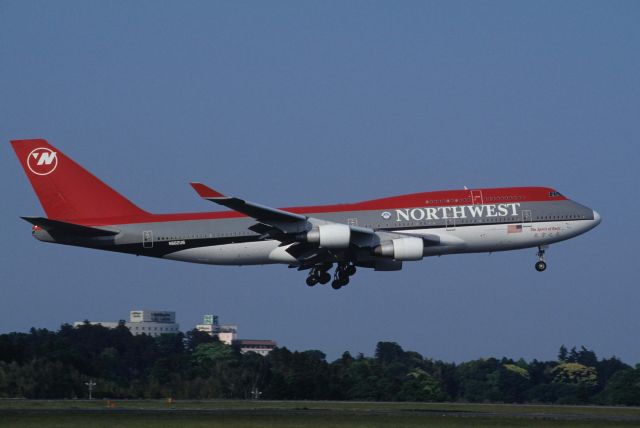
[27, 148, 58, 176]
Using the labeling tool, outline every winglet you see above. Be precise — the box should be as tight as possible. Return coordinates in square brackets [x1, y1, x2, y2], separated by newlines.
[190, 182, 226, 199]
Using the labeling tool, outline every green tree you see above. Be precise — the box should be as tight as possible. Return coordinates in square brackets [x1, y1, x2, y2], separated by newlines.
[558, 345, 568, 362]
[397, 368, 445, 401]
[185, 329, 215, 352]
[552, 362, 598, 403]
[192, 342, 233, 366]
[601, 368, 640, 405]
[375, 342, 405, 365]
[456, 358, 502, 402]
[499, 363, 531, 403]
[596, 356, 630, 393]
[552, 363, 597, 387]
[344, 357, 382, 400]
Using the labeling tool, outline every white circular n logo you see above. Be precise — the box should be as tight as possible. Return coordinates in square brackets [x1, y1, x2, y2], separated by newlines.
[27, 148, 58, 176]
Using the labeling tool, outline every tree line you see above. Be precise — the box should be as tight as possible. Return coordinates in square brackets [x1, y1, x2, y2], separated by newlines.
[0, 323, 638, 405]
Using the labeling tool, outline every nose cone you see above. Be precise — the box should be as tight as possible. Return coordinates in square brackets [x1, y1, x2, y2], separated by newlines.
[592, 210, 601, 227]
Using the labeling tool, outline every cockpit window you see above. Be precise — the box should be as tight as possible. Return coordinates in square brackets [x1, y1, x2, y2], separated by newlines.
[548, 191, 562, 197]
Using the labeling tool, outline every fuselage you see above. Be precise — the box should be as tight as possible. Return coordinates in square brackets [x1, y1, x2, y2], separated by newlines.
[33, 186, 600, 267]
[12, 139, 602, 287]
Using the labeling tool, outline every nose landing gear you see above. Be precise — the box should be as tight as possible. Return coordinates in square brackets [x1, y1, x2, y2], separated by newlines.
[535, 246, 547, 272]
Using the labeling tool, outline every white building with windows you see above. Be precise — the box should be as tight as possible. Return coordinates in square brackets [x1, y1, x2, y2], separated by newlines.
[234, 339, 278, 356]
[196, 314, 238, 345]
[196, 314, 276, 354]
[74, 310, 180, 337]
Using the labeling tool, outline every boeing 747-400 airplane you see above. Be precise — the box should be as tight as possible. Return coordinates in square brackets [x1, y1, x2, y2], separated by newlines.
[12, 139, 601, 289]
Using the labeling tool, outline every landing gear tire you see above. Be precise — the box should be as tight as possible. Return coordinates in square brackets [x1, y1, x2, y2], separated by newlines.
[346, 264, 356, 276]
[306, 275, 318, 286]
[318, 272, 331, 284]
[331, 280, 342, 290]
[535, 245, 547, 272]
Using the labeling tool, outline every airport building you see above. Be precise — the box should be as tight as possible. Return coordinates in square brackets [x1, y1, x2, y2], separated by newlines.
[196, 314, 277, 355]
[74, 310, 276, 352]
[74, 310, 180, 337]
[234, 339, 278, 356]
[196, 314, 238, 345]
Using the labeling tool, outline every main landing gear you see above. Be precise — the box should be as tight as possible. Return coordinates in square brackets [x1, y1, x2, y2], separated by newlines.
[535, 246, 547, 272]
[306, 265, 332, 287]
[331, 263, 357, 289]
[306, 263, 356, 289]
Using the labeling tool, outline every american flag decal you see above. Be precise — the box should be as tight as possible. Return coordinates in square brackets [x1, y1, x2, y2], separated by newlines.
[508, 224, 523, 233]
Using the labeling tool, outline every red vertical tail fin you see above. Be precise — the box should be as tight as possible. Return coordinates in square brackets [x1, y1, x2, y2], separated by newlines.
[11, 139, 149, 222]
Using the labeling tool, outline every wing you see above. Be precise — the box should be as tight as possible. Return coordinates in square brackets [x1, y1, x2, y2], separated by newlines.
[188, 183, 465, 272]
[190, 183, 308, 234]
[190, 182, 377, 256]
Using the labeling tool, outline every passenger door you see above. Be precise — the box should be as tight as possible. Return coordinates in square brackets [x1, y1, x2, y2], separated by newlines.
[522, 210, 532, 228]
[143, 230, 153, 248]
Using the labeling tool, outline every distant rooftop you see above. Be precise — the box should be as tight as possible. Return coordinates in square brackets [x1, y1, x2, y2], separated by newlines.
[235, 339, 277, 346]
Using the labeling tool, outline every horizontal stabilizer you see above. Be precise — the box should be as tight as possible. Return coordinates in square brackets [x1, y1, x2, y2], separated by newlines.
[21, 217, 119, 237]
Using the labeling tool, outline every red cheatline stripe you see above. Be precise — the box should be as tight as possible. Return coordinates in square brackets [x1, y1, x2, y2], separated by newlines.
[70, 187, 564, 226]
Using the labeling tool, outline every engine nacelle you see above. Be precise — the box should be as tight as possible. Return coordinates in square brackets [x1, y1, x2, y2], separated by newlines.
[306, 224, 351, 249]
[373, 237, 424, 261]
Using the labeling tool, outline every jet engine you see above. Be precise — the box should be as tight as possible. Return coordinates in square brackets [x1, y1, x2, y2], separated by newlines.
[373, 237, 424, 261]
[306, 224, 351, 249]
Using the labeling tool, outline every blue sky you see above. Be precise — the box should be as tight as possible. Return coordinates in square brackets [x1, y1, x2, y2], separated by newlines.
[1, 1, 639, 363]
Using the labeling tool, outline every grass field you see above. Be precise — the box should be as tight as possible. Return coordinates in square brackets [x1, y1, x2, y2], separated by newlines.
[2, 399, 640, 427]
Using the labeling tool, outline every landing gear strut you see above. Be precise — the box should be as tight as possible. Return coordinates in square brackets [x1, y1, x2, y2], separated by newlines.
[535, 246, 547, 272]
